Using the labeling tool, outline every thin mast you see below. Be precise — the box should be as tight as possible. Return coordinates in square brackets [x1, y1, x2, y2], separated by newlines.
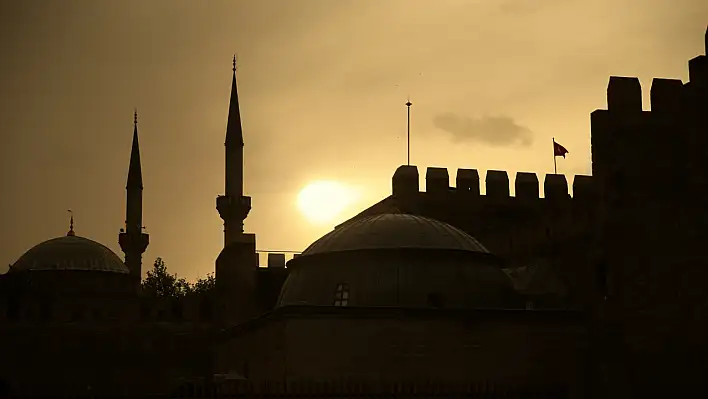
[552, 137, 557, 174]
[406, 97, 412, 166]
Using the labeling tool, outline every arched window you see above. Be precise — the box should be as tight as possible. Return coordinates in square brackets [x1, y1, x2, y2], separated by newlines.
[334, 283, 349, 306]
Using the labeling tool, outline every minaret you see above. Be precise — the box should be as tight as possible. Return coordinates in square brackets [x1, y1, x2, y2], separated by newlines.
[217, 56, 252, 247]
[119, 110, 150, 283]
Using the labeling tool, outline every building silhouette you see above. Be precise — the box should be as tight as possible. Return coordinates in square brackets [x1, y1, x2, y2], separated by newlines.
[0, 28, 707, 398]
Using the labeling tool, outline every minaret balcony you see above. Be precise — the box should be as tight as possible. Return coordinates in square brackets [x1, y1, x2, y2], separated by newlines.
[216, 195, 252, 221]
[119, 232, 150, 253]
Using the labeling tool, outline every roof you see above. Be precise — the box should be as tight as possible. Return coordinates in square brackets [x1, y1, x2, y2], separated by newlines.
[302, 213, 490, 256]
[10, 235, 129, 274]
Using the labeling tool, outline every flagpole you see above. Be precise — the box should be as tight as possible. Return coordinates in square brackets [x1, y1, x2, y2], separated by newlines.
[552, 137, 557, 174]
[406, 98, 412, 166]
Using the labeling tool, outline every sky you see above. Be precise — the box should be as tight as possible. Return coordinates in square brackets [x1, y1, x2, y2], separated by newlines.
[0, 0, 706, 281]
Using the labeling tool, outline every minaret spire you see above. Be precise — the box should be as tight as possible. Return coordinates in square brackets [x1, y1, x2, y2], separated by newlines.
[217, 56, 252, 246]
[119, 109, 149, 285]
[127, 109, 143, 190]
[225, 54, 244, 150]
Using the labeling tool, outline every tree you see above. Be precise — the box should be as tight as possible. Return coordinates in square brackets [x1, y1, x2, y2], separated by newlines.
[141, 258, 216, 299]
[142, 258, 191, 298]
[192, 273, 216, 296]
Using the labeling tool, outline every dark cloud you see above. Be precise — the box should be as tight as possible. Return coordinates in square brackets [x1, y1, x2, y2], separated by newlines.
[432, 113, 533, 147]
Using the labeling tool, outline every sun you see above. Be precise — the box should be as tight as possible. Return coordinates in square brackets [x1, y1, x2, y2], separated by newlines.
[297, 181, 354, 225]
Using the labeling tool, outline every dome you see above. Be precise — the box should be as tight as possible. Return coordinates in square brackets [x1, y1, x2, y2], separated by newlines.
[11, 235, 129, 274]
[279, 213, 519, 309]
[302, 213, 490, 256]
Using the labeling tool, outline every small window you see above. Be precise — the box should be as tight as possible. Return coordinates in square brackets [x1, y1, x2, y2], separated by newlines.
[334, 283, 349, 306]
[525, 300, 534, 310]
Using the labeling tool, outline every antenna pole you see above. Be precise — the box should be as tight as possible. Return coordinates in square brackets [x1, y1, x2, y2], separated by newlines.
[406, 98, 412, 166]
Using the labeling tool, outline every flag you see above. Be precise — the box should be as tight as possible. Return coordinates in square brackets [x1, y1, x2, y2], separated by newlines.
[553, 140, 569, 158]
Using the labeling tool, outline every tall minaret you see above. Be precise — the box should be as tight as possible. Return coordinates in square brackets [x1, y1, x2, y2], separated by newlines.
[217, 56, 252, 247]
[119, 110, 150, 283]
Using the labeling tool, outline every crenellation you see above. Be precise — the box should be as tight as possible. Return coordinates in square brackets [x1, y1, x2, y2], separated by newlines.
[485, 170, 510, 198]
[514, 172, 539, 199]
[426, 167, 450, 193]
[543, 174, 569, 199]
[456, 168, 480, 195]
[688, 55, 708, 85]
[607, 76, 642, 113]
[267, 253, 286, 268]
[650, 78, 684, 113]
[392, 165, 419, 196]
[572, 175, 596, 199]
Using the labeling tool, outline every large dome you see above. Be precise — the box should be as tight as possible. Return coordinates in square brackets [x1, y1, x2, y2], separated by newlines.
[11, 235, 129, 274]
[302, 213, 490, 256]
[279, 213, 519, 309]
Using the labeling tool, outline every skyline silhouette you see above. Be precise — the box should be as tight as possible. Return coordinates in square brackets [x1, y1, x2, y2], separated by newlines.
[1, 0, 706, 281]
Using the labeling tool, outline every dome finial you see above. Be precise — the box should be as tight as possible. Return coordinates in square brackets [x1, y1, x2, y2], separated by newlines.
[134, 108, 138, 126]
[67, 209, 75, 236]
[232, 54, 237, 72]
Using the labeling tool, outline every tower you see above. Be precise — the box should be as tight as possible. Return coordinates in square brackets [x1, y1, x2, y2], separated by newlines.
[216, 56, 252, 247]
[119, 111, 149, 284]
[214, 57, 259, 325]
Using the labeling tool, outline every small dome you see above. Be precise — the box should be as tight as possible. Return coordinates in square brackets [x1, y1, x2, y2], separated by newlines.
[302, 213, 490, 256]
[11, 235, 129, 274]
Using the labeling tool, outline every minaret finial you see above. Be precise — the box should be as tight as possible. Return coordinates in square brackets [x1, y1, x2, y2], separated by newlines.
[233, 54, 237, 72]
[67, 209, 75, 236]
[134, 108, 138, 126]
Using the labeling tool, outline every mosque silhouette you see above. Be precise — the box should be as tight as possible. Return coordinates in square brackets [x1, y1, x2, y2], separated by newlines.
[0, 27, 707, 398]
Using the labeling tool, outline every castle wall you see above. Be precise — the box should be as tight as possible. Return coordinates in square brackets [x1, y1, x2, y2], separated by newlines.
[385, 165, 602, 310]
[282, 310, 587, 396]
[214, 308, 587, 397]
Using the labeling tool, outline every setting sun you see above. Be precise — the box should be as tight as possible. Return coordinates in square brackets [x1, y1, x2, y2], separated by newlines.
[297, 181, 355, 225]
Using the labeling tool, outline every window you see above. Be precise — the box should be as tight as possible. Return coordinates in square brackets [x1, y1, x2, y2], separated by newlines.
[525, 300, 535, 310]
[334, 283, 349, 306]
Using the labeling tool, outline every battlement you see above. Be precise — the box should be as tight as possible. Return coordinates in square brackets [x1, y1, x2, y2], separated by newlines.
[256, 252, 300, 268]
[392, 165, 595, 200]
[600, 27, 707, 113]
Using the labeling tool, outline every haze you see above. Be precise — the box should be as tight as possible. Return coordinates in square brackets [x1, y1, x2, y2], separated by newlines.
[1, 0, 706, 281]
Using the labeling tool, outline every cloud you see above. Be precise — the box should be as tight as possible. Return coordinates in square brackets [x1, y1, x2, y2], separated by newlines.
[432, 113, 533, 147]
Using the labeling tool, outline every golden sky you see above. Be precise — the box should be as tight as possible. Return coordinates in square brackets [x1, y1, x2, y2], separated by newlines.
[0, 0, 706, 281]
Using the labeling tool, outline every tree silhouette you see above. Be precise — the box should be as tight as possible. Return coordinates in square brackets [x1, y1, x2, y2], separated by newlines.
[141, 258, 215, 298]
